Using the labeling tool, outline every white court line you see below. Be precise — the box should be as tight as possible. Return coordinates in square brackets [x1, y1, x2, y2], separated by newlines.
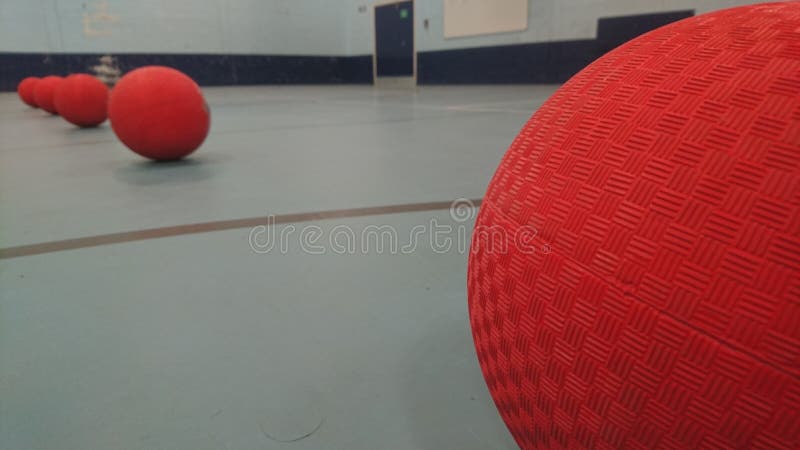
[321, 99, 537, 114]
[444, 98, 541, 108]
[445, 105, 534, 114]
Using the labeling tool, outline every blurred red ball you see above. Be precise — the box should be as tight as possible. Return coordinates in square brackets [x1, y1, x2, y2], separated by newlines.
[54, 74, 109, 128]
[108, 66, 210, 161]
[33, 76, 64, 115]
[17, 77, 40, 108]
[468, 3, 800, 449]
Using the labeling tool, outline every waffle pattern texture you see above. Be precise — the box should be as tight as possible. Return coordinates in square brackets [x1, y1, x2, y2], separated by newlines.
[467, 3, 800, 449]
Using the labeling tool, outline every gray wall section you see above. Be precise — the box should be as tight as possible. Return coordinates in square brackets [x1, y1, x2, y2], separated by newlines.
[347, 0, 760, 55]
[0, 0, 347, 55]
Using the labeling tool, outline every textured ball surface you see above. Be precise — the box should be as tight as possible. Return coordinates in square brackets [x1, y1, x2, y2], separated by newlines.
[108, 66, 210, 160]
[33, 76, 64, 115]
[468, 4, 800, 449]
[17, 77, 40, 108]
[53, 74, 109, 128]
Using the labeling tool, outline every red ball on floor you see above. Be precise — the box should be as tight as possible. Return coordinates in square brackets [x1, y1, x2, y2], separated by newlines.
[468, 3, 800, 450]
[108, 66, 210, 161]
[17, 77, 40, 108]
[34, 76, 64, 115]
[54, 74, 109, 128]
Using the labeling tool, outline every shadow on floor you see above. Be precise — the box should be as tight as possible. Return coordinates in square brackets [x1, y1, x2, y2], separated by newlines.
[64, 124, 111, 134]
[112, 154, 229, 186]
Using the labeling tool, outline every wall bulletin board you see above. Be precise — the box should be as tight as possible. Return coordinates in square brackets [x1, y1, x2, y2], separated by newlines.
[443, 0, 529, 38]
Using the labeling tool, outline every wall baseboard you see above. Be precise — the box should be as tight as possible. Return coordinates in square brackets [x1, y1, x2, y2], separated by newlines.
[0, 53, 373, 91]
[417, 39, 598, 85]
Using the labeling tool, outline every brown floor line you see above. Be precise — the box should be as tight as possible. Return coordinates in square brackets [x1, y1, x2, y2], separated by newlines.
[0, 199, 483, 260]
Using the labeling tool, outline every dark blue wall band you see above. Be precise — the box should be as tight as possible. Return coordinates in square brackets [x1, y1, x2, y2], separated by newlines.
[417, 39, 599, 84]
[596, 10, 695, 54]
[1, 11, 693, 91]
[0, 53, 372, 91]
[418, 10, 694, 84]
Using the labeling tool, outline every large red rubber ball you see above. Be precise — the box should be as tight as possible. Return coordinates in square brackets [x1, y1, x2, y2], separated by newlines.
[108, 66, 210, 160]
[17, 77, 40, 108]
[53, 74, 109, 128]
[468, 3, 799, 449]
[33, 76, 64, 115]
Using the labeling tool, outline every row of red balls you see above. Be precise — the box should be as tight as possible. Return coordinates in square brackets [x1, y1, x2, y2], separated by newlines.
[18, 74, 108, 127]
[16, 67, 211, 161]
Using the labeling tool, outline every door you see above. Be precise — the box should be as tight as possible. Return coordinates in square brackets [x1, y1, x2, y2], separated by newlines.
[374, 1, 415, 85]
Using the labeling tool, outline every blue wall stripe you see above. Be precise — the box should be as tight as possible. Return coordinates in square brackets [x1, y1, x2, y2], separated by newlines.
[0, 53, 373, 91]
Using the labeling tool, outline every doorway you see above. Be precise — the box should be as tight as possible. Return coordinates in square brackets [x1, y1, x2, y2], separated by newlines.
[373, 0, 415, 87]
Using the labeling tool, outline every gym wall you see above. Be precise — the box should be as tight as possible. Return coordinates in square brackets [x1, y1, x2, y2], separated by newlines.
[1, 0, 761, 90]
[0, 0, 362, 90]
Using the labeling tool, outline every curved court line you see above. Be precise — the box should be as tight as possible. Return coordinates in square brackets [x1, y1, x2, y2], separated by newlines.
[0, 199, 482, 260]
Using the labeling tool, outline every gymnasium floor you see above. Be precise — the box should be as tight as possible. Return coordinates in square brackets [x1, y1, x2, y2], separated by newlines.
[0, 85, 558, 450]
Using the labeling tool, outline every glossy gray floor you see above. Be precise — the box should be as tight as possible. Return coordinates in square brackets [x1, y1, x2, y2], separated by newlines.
[0, 85, 558, 450]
